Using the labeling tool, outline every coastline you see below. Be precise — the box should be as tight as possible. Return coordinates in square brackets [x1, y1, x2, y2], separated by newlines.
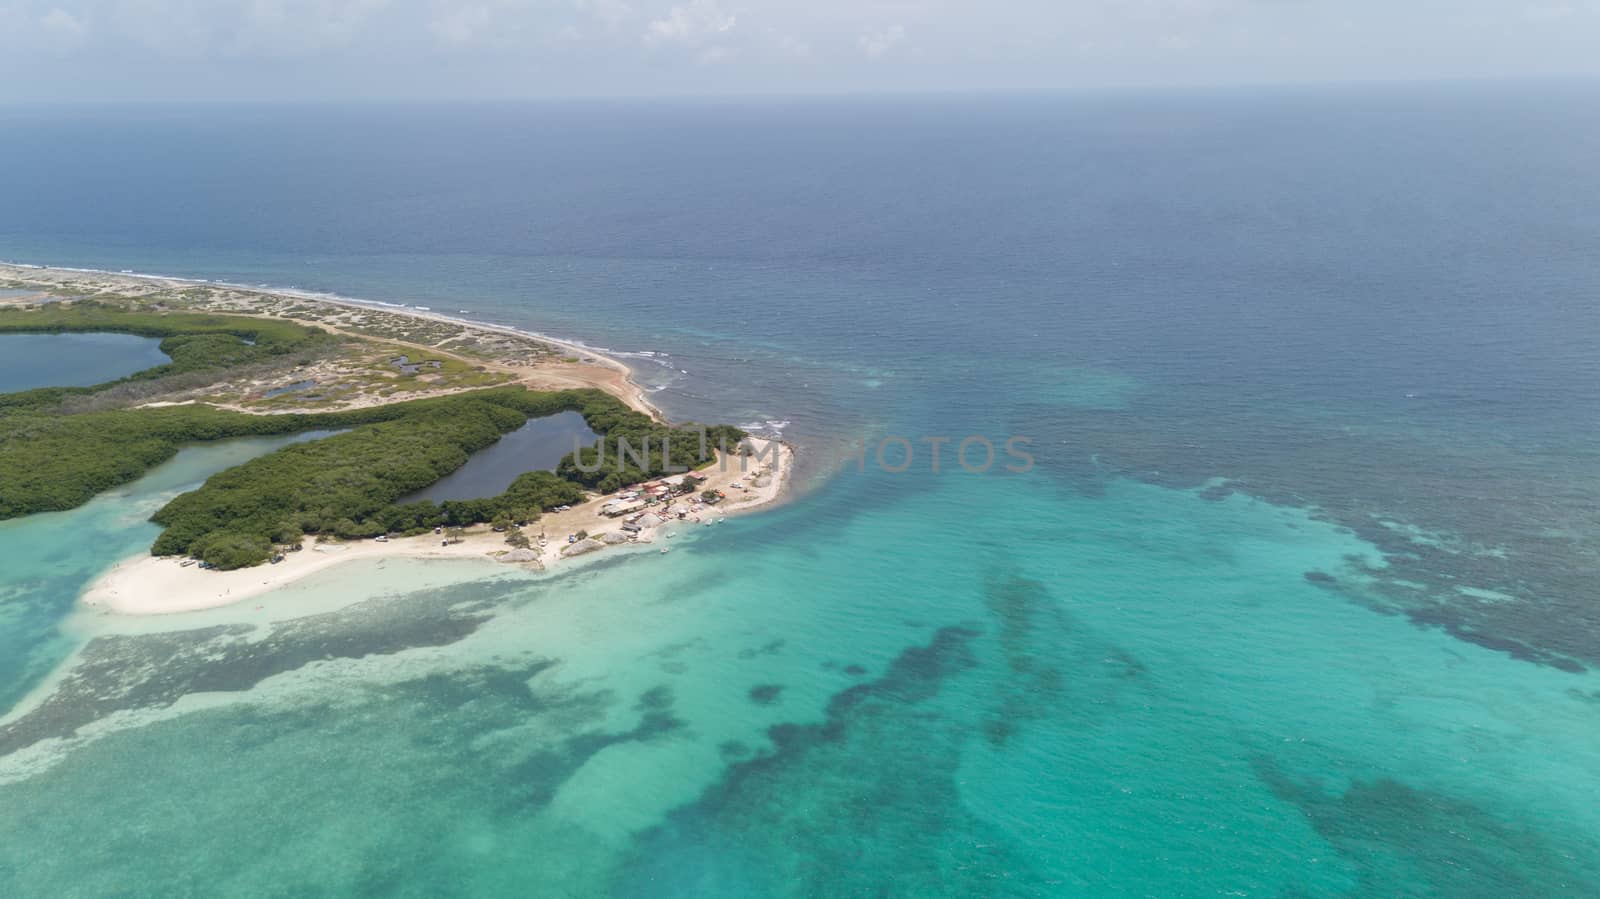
[1, 259, 798, 616]
[82, 439, 793, 616]
[0, 260, 662, 420]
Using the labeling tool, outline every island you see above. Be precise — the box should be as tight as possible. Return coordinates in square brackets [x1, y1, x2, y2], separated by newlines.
[0, 262, 794, 615]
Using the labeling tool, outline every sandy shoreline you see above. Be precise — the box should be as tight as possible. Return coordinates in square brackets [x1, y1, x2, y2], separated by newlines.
[0, 260, 661, 419]
[81, 438, 793, 616]
[2, 259, 797, 616]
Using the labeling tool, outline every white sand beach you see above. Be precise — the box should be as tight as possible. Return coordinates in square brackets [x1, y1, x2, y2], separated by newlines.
[81, 439, 793, 616]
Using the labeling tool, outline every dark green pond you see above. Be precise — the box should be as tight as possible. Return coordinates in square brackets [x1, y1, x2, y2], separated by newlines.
[403, 411, 599, 503]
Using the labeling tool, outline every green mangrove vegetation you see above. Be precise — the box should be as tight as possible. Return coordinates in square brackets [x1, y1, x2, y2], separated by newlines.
[0, 300, 749, 569]
[148, 394, 586, 567]
[0, 298, 327, 349]
[557, 406, 746, 494]
[2, 389, 540, 519]
[0, 301, 335, 411]
[144, 391, 746, 568]
[2, 381, 746, 568]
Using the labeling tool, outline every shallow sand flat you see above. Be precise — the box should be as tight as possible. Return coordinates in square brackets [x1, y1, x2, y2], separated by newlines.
[81, 536, 503, 615]
[81, 439, 794, 616]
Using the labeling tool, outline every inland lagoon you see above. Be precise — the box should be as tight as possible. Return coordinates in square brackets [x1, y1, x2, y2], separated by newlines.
[0, 332, 169, 392]
[404, 411, 600, 503]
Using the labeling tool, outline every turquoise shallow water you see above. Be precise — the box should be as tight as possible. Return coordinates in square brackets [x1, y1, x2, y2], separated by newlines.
[2, 88, 1600, 894]
[2, 464, 1598, 895]
[0, 431, 337, 715]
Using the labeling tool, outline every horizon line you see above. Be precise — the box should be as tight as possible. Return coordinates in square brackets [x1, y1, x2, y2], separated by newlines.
[2, 73, 1596, 110]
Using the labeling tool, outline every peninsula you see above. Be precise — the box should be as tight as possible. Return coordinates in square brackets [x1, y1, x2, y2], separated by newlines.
[0, 262, 794, 614]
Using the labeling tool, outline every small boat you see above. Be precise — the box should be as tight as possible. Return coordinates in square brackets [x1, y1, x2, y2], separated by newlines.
[179, 559, 196, 567]
[660, 547, 670, 554]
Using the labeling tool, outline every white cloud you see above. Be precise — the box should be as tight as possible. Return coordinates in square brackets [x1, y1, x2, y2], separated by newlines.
[773, 31, 810, 59]
[40, 6, 85, 37]
[80, 0, 395, 57]
[430, 4, 490, 44]
[857, 23, 904, 59]
[34, 5, 87, 48]
[575, 0, 632, 30]
[4, 0, 1600, 100]
[645, 0, 734, 43]
[1524, 2, 1580, 20]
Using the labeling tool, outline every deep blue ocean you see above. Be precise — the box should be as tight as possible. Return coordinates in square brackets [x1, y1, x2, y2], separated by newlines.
[2, 85, 1599, 895]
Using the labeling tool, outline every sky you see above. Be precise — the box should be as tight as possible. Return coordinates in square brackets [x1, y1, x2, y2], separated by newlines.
[0, 1, 1597, 102]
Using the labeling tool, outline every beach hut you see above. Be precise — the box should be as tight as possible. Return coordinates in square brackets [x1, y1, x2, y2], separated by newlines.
[602, 499, 644, 518]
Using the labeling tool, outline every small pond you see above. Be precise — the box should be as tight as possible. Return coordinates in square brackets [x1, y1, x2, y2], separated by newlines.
[402, 411, 599, 503]
[0, 332, 170, 392]
[263, 380, 318, 399]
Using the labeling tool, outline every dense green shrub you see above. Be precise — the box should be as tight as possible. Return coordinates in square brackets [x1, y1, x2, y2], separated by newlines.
[555, 396, 746, 492]
[0, 302, 335, 411]
[143, 389, 713, 561]
[0, 305, 751, 568]
[148, 399, 522, 557]
[0, 386, 596, 519]
[191, 532, 275, 570]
